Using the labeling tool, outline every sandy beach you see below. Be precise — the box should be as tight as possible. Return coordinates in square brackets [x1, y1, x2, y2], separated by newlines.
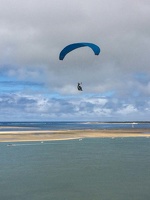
[0, 128, 150, 142]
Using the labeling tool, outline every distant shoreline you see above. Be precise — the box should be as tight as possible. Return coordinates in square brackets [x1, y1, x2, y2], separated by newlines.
[0, 129, 150, 142]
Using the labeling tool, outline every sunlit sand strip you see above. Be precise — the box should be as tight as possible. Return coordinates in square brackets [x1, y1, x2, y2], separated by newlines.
[0, 129, 150, 142]
[0, 126, 40, 129]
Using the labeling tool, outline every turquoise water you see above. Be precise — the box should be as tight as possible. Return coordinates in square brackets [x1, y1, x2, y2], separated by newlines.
[0, 138, 150, 200]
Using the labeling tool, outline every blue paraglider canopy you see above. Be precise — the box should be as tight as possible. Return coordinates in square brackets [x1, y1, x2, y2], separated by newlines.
[59, 42, 100, 60]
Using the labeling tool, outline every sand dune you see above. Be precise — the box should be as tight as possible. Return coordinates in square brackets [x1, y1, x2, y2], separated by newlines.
[0, 129, 150, 142]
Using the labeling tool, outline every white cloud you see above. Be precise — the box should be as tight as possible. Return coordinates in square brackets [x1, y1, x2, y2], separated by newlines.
[117, 104, 138, 115]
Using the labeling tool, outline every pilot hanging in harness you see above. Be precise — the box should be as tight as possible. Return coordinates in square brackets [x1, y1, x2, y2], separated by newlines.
[77, 82, 83, 91]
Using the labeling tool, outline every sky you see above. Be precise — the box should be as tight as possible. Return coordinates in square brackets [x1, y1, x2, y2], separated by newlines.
[0, 0, 150, 121]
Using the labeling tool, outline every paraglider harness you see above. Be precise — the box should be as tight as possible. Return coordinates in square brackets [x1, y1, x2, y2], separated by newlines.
[77, 83, 83, 91]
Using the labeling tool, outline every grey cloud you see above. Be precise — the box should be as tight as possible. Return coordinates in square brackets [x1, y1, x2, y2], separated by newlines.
[0, 0, 150, 120]
[0, 92, 149, 121]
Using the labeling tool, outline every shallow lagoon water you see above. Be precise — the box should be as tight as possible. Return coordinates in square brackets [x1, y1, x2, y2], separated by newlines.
[0, 137, 150, 200]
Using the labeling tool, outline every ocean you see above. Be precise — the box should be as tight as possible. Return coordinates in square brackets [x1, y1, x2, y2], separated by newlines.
[0, 122, 150, 200]
[1, 121, 150, 131]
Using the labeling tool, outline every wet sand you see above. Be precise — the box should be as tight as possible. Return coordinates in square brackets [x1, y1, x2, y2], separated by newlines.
[0, 129, 150, 142]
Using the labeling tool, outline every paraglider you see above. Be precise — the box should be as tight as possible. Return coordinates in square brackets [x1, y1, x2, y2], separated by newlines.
[59, 42, 101, 91]
[59, 42, 100, 61]
[77, 82, 83, 91]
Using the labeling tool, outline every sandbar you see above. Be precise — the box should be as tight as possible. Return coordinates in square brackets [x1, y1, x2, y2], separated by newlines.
[0, 129, 150, 142]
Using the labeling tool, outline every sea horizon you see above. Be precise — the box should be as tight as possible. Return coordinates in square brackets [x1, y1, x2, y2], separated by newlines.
[1, 121, 150, 132]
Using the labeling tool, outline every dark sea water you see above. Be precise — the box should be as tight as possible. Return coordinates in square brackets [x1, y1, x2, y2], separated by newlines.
[0, 122, 150, 200]
[1, 121, 150, 131]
